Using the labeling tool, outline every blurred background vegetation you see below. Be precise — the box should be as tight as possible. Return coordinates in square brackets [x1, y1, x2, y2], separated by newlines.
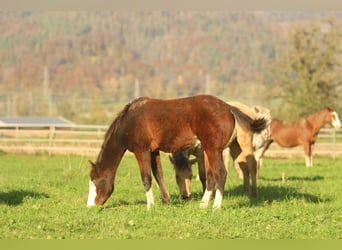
[0, 11, 341, 124]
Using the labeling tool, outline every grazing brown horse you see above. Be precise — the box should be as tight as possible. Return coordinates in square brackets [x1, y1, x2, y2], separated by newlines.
[169, 139, 205, 200]
[259, 107, 341, 167]
[170, 102, 271, 199]
[87, 95, 266, 209]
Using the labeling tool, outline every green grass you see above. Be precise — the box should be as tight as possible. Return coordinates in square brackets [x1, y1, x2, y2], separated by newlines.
[0, 152, 341, 239]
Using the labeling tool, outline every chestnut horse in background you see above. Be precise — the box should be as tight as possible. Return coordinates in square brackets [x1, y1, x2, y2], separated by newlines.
[169, 102, 271, 199]
[87, 95, 267, 209]
[259, 107, 341, 167]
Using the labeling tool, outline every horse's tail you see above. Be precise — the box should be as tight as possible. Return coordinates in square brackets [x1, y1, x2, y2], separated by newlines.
[230, 106, 267, 133]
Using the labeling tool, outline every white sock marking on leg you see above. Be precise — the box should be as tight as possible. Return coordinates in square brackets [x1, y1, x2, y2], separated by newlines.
[200, 189, 212, 208]
[146, 188, 155, 209]
[305, 156, 311, 167]
[213, 189, 223, 209]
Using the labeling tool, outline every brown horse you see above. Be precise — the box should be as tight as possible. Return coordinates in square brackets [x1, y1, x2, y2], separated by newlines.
[170, 102, 271, 199]
[87, 95, 266, 209]
[259, 107, 341, 167]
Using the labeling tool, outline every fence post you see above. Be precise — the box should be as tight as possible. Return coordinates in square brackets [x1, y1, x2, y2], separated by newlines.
[333, 129, 336, 159]
[49, 125, 55, 156]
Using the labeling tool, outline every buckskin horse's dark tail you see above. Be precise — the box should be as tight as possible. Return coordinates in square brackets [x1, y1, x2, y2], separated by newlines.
[230, 106, 267, 133]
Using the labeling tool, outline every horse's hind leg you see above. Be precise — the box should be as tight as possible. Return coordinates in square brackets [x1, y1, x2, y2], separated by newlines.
[151, 150, 171, 204]
[200, 150, 227, 209]
[230, 141, 250, 193]
[245, 155, 257, 196]
[235, 132, 258, 196]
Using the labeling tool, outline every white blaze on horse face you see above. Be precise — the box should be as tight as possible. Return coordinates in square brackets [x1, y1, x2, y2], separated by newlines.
[87, 180, 97, 207]
[146, 188, 155, 210]
[331, 111, 341, 129]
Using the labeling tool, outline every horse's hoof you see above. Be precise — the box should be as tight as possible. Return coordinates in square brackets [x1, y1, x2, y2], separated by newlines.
[212, 204, 222, 210]
[199, 202, 209, 208]
[181, 195, 191, 201]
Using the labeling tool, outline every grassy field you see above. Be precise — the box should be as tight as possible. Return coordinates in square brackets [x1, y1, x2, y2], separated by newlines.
[0, 151, 341, 239]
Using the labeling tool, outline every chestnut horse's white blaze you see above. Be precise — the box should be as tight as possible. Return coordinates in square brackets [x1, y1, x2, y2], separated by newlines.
[331, 111, 341, 129]
[87, 180, 97, 207]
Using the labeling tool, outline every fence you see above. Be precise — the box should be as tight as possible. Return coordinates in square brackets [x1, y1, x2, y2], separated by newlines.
[0, 124, 107, 156]
[0, 124, 341, 158]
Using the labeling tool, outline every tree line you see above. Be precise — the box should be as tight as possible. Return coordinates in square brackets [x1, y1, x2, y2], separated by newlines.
[0, 11, 340, 123]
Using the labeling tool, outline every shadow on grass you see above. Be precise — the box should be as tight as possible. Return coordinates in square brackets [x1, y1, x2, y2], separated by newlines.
[100, 199, 147, 210]
[226, 184, 329, 206]
[98, 175, 328, 210]
[0, 190, 49, 206]
[167, 181, 329, 208]
[259, 175, 324, 182]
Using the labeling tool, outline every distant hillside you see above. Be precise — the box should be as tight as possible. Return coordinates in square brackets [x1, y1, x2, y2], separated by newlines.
[0, 11, 340, 123]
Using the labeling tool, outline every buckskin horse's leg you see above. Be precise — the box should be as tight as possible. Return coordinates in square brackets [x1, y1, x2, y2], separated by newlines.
[150, 150, 171, 204]
[245, 155, 257, 196]
[229, 140, 250, 194]
[236, 129, 257, 197]
[134, 151, 155, 209]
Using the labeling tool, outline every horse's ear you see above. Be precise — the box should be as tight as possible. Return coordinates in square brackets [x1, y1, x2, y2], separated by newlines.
[253, 106, 260, 113]
[88, 160, 96, 169]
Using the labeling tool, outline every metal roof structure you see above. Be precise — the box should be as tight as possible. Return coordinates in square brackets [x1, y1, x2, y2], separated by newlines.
[0, 116, 75, 127]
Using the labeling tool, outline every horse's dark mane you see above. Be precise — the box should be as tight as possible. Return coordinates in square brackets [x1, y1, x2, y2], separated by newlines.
[96, 97, 150, 164]
[172, 153, 190, 170]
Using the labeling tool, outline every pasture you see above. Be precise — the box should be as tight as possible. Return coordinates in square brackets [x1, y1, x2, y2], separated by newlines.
[0, 151, 341, 239]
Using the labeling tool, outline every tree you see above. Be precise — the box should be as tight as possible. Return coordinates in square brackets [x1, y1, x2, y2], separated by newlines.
[264, 19, 341, 120]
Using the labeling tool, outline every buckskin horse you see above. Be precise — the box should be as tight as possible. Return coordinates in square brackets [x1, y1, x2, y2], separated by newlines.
[87, 95, 266, 209]
[169, 102, 271, 199]
[259, 107, 341, 167]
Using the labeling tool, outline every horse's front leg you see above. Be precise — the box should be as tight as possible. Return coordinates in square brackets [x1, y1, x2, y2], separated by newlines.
[134, 151, 155, 209]
[151, 150, 170, 204]
[303, 142, 313, 167]
[200, 151, 214, 208]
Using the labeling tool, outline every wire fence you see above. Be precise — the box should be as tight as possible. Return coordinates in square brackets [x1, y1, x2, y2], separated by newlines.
[0, 124, 341, 158]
